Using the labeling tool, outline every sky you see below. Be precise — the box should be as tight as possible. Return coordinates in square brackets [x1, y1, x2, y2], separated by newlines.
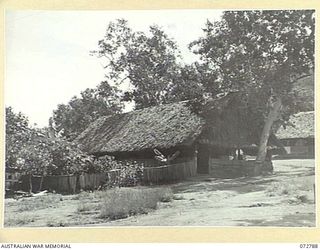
[5, 10, 223, 127]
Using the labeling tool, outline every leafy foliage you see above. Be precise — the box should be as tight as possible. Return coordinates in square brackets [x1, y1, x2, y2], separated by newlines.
[50, 81, 123, 140]
[190, 10, 314, 159]
[116, 161, 144, 187]
[6, 107, 115, 176]
[8, 11, 315, 172]
[191, 10, 314, 106]
[5, 107, 31, 169]
[92, 19, 203, 109]
[6, 106, 144, 190]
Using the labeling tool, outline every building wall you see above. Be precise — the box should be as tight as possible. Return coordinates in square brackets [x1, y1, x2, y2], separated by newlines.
[281, 138, 314, 156]
[113, 145, 197, 168]
[143, 156, 197, 184]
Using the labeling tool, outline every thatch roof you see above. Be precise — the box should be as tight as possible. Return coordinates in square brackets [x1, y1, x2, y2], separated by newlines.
[292, 74, 314, 111]
[76, 102, 205, 155]
[276, 111, 314, 140]
[76, 92, 280, 155]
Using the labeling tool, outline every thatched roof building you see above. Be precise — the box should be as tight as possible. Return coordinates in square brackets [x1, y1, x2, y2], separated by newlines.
[76, 91, 265, 156]
[276, 111, 314, 140]
[275, 111, 314, 158]
[76, 101, 206, 156]
[76, 94, 280, 176]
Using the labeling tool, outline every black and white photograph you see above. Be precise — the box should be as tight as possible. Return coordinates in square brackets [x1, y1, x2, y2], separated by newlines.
[4, 9, 315, 227]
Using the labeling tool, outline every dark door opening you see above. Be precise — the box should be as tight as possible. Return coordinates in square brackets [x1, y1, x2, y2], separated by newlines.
[197, 144, 209, 174]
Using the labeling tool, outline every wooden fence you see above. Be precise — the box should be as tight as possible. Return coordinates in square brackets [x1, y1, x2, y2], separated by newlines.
[5, 172, 23, 190]
[17, 158, 197, 193]
[45, 175, 78, 193]
[79, 173, 107, 190]
[20, 172, 115, 194]
[20, 175, 78, 194]
[143, 159, 197, 184]
[209, 158, 273, 178]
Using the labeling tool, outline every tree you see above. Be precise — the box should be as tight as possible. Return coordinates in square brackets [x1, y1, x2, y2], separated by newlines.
[92, 19, 202, 109]
[5, 107, 31, 169]
[190, 10, 314, 161]
[7, 107, 81, 175]
[6, 107, 54, 189]
[50, 81, 123, 140]
[6, 107, 103, 191]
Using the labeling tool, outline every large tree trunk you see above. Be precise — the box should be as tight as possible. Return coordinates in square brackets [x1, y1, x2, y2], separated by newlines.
[256, 97, 282, 162]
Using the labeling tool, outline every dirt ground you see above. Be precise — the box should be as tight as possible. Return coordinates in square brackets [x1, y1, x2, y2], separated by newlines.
[4, 159, 316, 227]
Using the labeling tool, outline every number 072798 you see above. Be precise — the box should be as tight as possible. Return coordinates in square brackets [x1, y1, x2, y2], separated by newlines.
[300, 244, 318, 248]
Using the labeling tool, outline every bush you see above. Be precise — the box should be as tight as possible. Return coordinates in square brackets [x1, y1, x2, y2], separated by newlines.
[99, 187, 172, 220]
[6, 107, 146, 191]
[101, 159, 144, 188]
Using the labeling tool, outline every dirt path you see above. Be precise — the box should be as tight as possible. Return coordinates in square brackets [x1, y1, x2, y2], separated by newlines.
[4, 159, 315, 227]
[89, 159, 316, 227]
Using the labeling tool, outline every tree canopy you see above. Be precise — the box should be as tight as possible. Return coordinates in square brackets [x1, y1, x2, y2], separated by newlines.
[6, 107, 98, 175]
[191, 10, 314, 94]
[50, 81, 123, 140]
[6, 107, 144, 190]
[190, 10, 314, 160]
[91, 19, 203, 109]
[26, 11, 315, 164]
[6, 107, 31, 169]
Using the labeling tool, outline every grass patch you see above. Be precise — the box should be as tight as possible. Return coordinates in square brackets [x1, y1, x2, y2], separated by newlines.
[172, 195, 185, 200]
[266, 182, 302, 197]
[46, 220, 68, 227]
[266, 177, 314, 204]
[5, 214, 36, 227]
[99, 187, 173, 220]
[266, 182, 297, 196]
[77, 202, 99, 213]
[266, 176, 314, 198]
[72, 191, 91, 200]
[296, 194, 309, 203]
[77, 203, 94, 212]
[15, 194, 62, 212]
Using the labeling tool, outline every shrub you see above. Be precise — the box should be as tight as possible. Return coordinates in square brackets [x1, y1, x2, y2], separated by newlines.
[117, 161, 144, 187]
[102, 159, 144, 188]
[99, 187, 173, 220]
